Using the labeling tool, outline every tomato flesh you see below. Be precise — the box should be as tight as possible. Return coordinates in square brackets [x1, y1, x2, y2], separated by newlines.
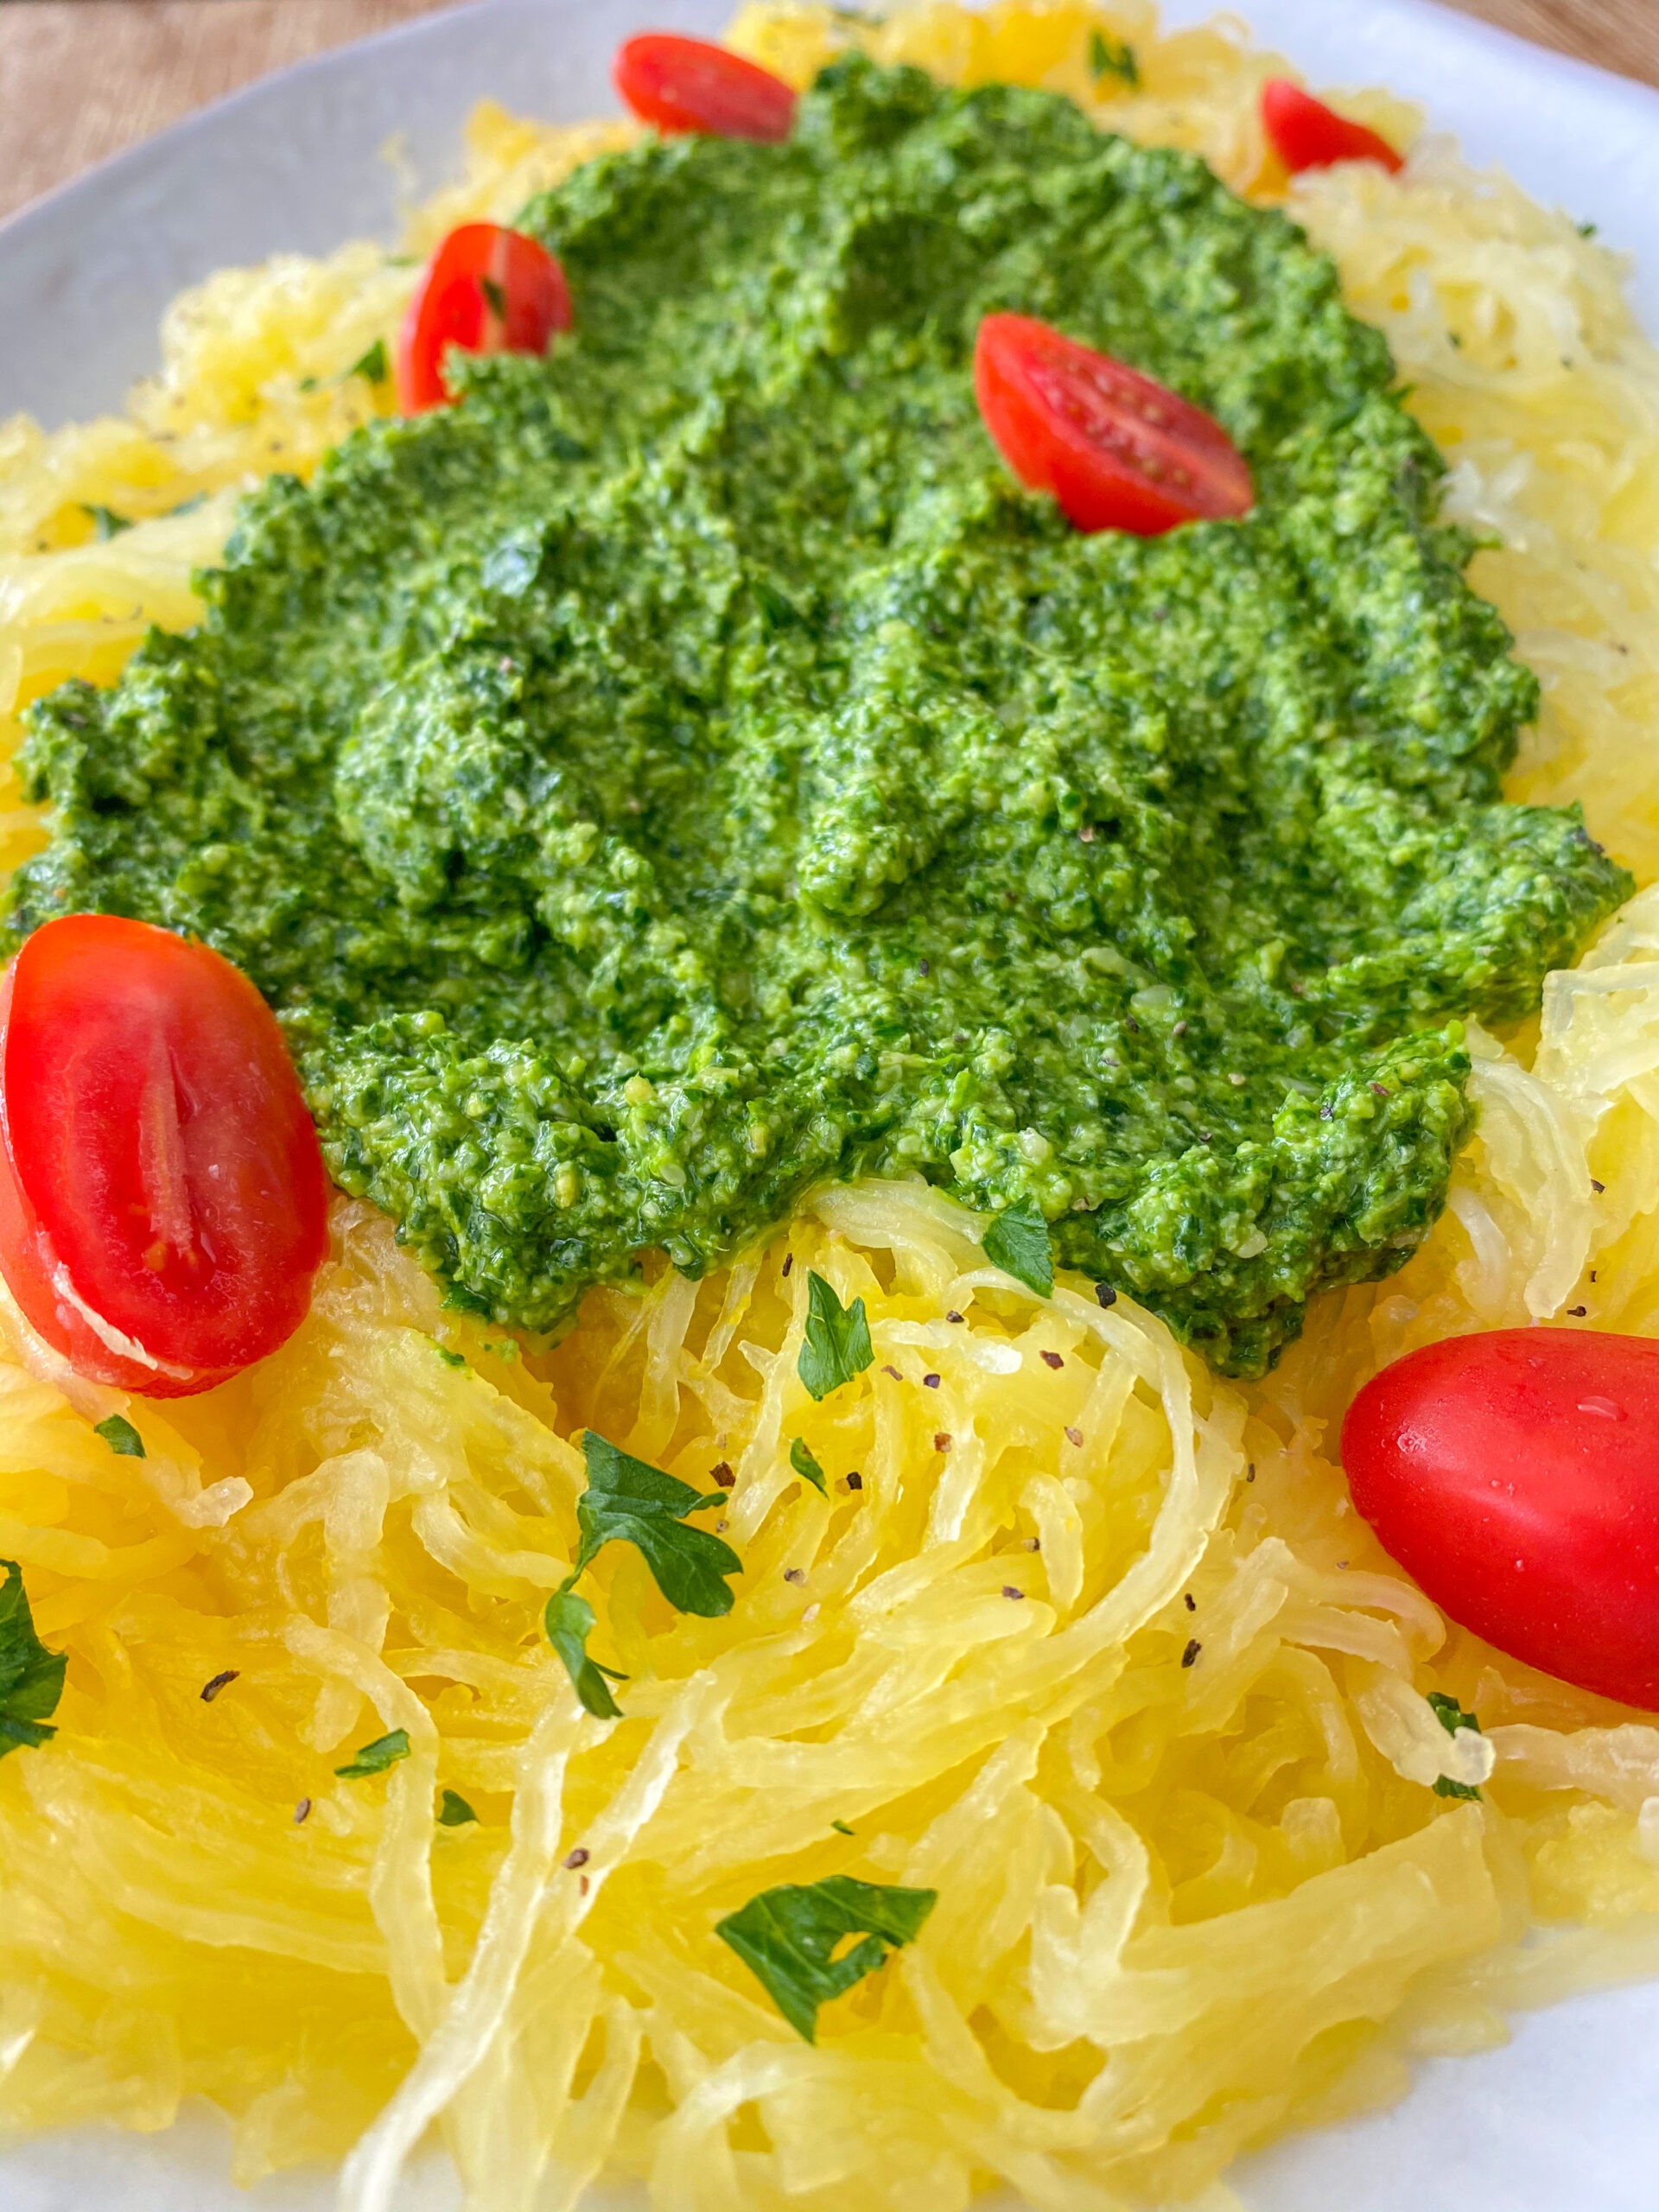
[974, 315, 1254, 537]
[613, 34, 796, 143]
[1261, 79, 1404, 175]
[396, 223, 572, 415]
[0, 916, 330, 1397]
[1343, 1329, 1659, 1711]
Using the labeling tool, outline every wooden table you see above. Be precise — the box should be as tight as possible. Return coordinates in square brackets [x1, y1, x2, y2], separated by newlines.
[1, 0, 1655, 226]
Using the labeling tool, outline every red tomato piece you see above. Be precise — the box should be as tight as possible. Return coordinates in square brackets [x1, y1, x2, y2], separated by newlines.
[0, 916, 330, 1398]
[1343, 1329, 1659, 1711]
[973, 314, 1254, 537]
[396, 222, 572, 415]
[613, 34, 796, 143]
[1261, 78, 1404, 175]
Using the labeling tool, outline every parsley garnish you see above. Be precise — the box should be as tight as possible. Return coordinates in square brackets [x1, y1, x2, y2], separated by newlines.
[982, 1198, 1054, 1298]
[82, 504, 133, 541]
[168, 492, 207, 517]
[0, 1560, 67, 1758]
[789, 1437, 828, 1494]
[1427, 1691, 1483, 1801]
[438, 1789, 478, 1827]
[479, 275, 508, 321]
[716, 1875, 938, 2043]
[335, 1727, 410, 1778]
[798, 1272, 874, 1401]
[435, 1344, 467, 1370]
[1088, 28, 1139, 86]
[346, 338, 389, 384]
[830, 1819, 855, 1836]
[544, 1586, 627, 1720]
[544, 1433, 741, 1717]
[93, 1414, 146, 1459]
[575, 1433, 741, 1613]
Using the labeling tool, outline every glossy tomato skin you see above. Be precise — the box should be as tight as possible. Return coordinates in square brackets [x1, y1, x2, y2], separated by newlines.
[613, 34, 795, 143]
[397, 223, 572, 414]
[1261, 79, 1404, 175]
[0, 916, 330, 1397]
[1343, 1329, 1659, 1710]
[974, 315, 1254, 537]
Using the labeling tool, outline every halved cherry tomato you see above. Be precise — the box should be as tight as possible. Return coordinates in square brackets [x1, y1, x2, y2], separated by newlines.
[396, 223, 572, 415]
[1261, 78, 1404, 175]
[1343, 1329, 1659, 1711]
[613, 34, 796, 143]
[973, 314, 1254, 537]
[0, 916, 329, 1397]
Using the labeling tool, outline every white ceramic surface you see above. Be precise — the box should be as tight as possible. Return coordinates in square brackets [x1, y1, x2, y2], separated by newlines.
[3, 3, 1658, 2205]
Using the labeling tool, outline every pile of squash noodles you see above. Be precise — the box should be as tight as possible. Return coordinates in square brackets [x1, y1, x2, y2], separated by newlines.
[4, 5, 1659, 2206]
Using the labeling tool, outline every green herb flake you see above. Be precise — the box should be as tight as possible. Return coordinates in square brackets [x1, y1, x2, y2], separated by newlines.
[81, 504, 133, 541]
[479, 275, 508, 321]
[434, 1344, 468, 1370]
[93, 1414, 146, 1459]
[576, 1432, 741, 1616]
[983, 1198, 1054, 1299]
[167, 492, 207, 517]
[1088, 28, 1140, 86]
[716, 1874, 938, 2042]
[335, 1727, 411, 1778]
[789, 1437, 828, 1494]
[798, 1272, 874, 1402]
[346, 338, 390, 385]
[1427, 1691, 1481, 1738]
[830, 1819, 855, 1836]
[0, 1560, 67, 1758]
[438, 1788, 478, 1827]
[544, 1586, 626, 1719]
[1432, 1775, 1482, 1801]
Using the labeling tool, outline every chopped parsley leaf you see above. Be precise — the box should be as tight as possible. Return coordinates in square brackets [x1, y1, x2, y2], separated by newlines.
[1427, 1691, 1481, 1737]
[335, 1727, 411, 1778]
[0, 1560, 67, 1758]
[93, 1414, 146, 1459]
[790, 1437, 829, 1494]
[544, 1586, 626, 1719]
[716, 1874, 938, 2042]
[798, 1272, 874, 1402]
[983, 1198, 1054, 1299]
[1088, 28, 1139, 86]
[479, 275, 508, 321]
[346, 338, 389, 385]
[81, 504, 133, 541]
[830, 1819, 855, 1836]
[438, 1789, 478, 1827]
[1432, 1776, 1482, 1801]
[575, 1432, 741, 1615]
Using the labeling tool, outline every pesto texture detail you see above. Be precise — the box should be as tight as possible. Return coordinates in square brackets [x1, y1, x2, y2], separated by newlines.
[10, 60, 1630, 1372]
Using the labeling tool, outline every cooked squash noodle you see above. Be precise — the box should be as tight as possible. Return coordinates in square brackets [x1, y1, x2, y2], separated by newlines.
[4, 7, 1659, 2209]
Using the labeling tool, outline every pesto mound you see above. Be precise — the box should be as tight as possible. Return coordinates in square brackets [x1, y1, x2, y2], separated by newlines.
[10, 60, 1630, 1374]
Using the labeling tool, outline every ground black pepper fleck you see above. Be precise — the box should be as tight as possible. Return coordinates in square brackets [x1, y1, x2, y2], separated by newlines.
[1184, 1592, 1197, 1612]
[1002, 1586, 1025, 1600]
[1182, 1638, 1201, 1667]
[711, 1461, 735, 1488]
[1040, 1350, 1064, 1370]
[563, 1847, 590, 1870]
[1095, 1283, 1117, 1309]
[200, 1669, 239, 1703]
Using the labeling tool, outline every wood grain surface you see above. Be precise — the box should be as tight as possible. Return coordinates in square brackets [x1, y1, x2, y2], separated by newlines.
[0, 0, 1656, 226]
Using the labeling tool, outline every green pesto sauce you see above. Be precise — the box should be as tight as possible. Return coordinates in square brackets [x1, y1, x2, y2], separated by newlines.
[9, 60, 1630, 1374]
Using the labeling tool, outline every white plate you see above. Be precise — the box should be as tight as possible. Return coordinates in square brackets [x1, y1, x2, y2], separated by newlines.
[3, 3, 1659, 2205]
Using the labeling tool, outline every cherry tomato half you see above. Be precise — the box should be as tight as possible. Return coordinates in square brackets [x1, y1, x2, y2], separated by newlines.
[613, 34, 796, 143]
[0, 916, 329, 1397]
[973, 314, 1255, 537]
[1261, 78, 1404, 175]
[396, 223, 572, 415]
[1343, 1329, 1659, 1711]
